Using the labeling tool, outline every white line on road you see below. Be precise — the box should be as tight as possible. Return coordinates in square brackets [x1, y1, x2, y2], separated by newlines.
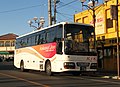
[87, 78, 120, 85]
[65, 76, 120, 85]
[0, 72, 50, 87]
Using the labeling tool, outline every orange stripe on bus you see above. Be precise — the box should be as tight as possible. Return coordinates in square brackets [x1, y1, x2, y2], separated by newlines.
[16, 48, 44, 60]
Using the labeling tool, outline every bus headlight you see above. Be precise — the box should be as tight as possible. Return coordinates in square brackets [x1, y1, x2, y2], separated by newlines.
[64, 62, 75, 69]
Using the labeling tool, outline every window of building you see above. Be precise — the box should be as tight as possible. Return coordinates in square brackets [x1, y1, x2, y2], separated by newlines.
[11, 41, 15, 46]
[104, 48, 113, 58]
[97, 37, 100, 40]
[5, 41, 10, 47]
[0, 41, 4, 47]
[106, 18, 113, 28]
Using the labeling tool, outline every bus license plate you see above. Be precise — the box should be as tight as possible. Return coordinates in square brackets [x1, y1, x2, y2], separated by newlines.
[80, 66, 86, 71]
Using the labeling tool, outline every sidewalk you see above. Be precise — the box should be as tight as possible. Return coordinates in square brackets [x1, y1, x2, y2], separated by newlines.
[82, 71, 120, 80]
[94, 71, 119, 79]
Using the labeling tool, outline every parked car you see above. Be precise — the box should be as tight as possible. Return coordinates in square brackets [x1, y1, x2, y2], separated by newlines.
[5, 57, 14, 62]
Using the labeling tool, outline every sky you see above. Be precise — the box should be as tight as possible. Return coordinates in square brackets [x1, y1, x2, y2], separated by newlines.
[0, 0, 103, 36]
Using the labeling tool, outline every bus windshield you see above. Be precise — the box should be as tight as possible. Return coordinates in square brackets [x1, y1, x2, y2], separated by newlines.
[64, 24, 95, 55]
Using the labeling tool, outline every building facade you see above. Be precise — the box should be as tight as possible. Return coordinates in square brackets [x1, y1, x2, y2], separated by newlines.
[74, 0, 120, 72]
[0, 33, 18, 60]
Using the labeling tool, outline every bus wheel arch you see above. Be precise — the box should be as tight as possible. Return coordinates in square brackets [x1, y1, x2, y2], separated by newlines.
[45, 60, 53, 76]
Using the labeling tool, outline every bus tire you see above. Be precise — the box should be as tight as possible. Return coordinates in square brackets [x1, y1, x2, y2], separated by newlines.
[45, 61, 53, 76]
[20, 61, 29, 72]
[20, 61, 25, 72]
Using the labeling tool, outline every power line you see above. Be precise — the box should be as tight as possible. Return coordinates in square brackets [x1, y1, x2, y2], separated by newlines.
[57, 0, 79, 9]
[57, 11, 73, 16]
[0, 4, 46, 14]
[55, 0, 80, 23]
[58, 1, 80, 11]
[57, 12, 73, 21]
[0, 0, 79, 14]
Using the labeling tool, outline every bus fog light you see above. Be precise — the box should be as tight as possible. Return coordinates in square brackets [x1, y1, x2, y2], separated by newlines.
[64, 62, 75, 69]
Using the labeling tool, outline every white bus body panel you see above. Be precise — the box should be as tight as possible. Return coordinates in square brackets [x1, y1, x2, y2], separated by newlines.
[51, 54, 97, 72]
[14, 47, 97, 72]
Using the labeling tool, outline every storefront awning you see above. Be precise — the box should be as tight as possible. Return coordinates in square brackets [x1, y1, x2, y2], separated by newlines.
[0, 51, 9, 55]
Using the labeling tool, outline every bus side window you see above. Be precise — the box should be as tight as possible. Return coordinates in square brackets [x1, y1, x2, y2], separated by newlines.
[57, 42, 62, 54]
[35, 35, 39, 45]
[40, 32, 46, 44]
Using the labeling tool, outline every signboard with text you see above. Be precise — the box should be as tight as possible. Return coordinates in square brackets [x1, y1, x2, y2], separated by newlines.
[90, 9, 105, 35]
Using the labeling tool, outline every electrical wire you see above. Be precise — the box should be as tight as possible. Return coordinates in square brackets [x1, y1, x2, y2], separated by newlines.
[57, 0, 79, 9]
[57, 11, 73, 16]
[57, 11, 73, 22]
[0, 4, 46, 14]
[55, 0, 80, 23]
[57, 0, 80, 11]
[0, 0, 79, 24]
[0, 0, 79, 14]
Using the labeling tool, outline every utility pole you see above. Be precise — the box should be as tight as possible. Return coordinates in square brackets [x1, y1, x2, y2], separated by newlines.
[116, 0, 119, 79]
[80, 0, 98, 51]
[48, 0, 52, 25]
[111, 0, 120, 79]
[54, 0, 57, 24]
[92, 0, 97, 52]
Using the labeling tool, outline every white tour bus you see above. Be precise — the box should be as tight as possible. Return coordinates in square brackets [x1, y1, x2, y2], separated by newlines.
[14, 22, 97, 76]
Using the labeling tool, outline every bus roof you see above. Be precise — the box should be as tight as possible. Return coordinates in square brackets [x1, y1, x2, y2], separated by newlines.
[17, 22, 93, 39]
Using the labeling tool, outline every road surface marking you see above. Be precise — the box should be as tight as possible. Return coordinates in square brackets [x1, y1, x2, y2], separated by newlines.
[65, 76, 120, 85]
[0, 72, 50, 87]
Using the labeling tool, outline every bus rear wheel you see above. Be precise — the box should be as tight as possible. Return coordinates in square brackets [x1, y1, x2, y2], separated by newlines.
[45, 61, 53, 76]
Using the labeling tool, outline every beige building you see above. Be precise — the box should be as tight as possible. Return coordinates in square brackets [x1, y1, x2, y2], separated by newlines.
[0, 33, 18, 60]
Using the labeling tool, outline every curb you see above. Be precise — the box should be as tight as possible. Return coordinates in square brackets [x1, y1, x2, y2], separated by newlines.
[101, 76, 120, 80]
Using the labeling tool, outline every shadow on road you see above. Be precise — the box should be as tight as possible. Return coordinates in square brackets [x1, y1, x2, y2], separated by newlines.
[0, 61, 14, 70]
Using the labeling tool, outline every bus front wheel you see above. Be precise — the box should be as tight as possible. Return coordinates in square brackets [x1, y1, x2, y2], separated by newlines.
[20, 61, 29, 72]
[45, 61, 53, 76]
[20, 61, 25, 72]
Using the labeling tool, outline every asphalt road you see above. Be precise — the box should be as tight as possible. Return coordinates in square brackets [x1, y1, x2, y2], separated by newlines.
[0, 61, 120, 87]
